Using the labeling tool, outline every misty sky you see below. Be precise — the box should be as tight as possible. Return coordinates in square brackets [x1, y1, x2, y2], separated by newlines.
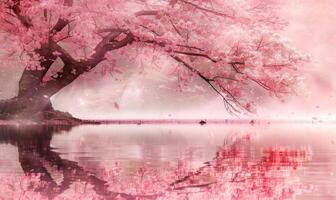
[0, 0, 335, 120]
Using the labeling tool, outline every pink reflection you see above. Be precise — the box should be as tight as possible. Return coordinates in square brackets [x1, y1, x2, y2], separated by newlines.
[0, 128, 311, 200]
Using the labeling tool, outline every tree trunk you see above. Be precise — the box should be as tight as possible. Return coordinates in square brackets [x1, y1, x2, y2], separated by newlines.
[0, 44, 83, 121]
[0, 77, 75, 121]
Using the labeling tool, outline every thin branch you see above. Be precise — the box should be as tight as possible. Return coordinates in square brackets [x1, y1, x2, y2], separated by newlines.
[170, 55, 239, 113]
[208, 76, 238, 82]
[139, 25, 162, 36]
[249, 78, 271, 91]
[230, 63, 243, 74]
[179, 0, 234, 19]
[170, 162, 211, 187]
[135, 10, 160, 17]
[169, 18, 183, 37]
[173, 51, 217, 62]
[138, 38, 204, 52]
[175, 44, 204, 51]
[137, 38, 219, 64]
[173, 182, 217, 190]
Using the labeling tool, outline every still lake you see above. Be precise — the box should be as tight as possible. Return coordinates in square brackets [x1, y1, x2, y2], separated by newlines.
[0, 123, 335, 199]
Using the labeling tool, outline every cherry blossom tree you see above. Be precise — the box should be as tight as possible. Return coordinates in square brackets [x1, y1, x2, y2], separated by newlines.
[0, 0, 304, 120]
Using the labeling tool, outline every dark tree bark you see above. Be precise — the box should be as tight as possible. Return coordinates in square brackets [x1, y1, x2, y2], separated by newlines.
[0, 42, 76, 120]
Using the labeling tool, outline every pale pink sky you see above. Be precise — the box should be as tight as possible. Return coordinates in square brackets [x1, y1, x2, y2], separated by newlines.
[263, 0, 336, 120]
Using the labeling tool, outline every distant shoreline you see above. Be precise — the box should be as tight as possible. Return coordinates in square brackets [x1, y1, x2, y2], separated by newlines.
[0, 118, 328, 126]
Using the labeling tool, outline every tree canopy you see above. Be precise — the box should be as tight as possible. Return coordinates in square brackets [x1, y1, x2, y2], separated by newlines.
[0, 0, 305, 114]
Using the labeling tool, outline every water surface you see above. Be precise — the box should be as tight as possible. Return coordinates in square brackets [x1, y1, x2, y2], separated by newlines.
[0, 124, 335, 199]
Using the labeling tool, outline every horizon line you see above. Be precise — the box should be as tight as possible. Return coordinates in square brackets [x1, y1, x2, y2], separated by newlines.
[0, 118, 332, 126]
[81, 118, 330, 125]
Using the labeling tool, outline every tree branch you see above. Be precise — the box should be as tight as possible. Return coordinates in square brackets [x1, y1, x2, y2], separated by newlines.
[85, 30, 134, 67]
[135, 10, 160, 17]
[50, 41, 79, 65]
[51, 0, 74, 33]
[41, 30, 134, 96]
[173, 51, 217, 62]
[179, 0, 234, 19]
[10, 0, 33, 28]
[170, 55, 240, 113]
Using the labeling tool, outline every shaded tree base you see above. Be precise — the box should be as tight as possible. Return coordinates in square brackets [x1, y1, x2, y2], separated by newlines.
[0, 97, 82, 124]
[0, 110, 83, 125]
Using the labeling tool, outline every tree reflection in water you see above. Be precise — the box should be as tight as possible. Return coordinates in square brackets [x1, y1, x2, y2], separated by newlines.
[0, 126, 311, 200]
